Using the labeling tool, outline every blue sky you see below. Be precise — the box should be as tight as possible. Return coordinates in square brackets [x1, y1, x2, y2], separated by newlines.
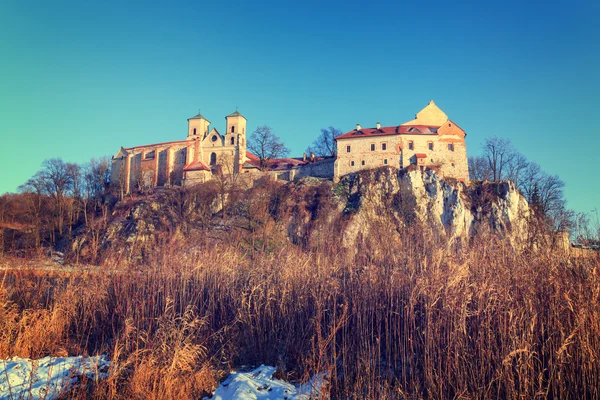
[1, 0, 598, 215]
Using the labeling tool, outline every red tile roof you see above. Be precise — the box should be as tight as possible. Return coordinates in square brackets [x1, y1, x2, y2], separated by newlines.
[243, 151, 327, 171]
[415, 153, 428, 158]
[336, 124, 440, 140]
[183, 161, 210, 171]
[124, 139, 189, 150]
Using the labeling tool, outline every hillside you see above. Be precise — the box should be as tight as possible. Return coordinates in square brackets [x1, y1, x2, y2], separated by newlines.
[68, 167, 545, 266]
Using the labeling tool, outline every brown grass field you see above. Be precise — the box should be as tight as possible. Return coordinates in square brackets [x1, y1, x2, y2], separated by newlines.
[2, 222, 599, 399]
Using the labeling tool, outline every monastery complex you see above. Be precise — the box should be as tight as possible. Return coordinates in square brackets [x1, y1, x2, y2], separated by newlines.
[110, 101, 469, 193]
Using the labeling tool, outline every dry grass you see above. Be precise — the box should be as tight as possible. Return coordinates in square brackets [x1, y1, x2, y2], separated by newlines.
[1, 185, 599, 399]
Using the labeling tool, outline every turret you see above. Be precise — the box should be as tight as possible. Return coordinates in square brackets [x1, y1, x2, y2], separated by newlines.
[225, 110, 247, 170]
[187, 112, 210, 140]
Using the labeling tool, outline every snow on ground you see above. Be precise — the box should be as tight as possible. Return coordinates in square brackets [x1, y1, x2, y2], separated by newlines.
[204, 365, 325, 400]
[0, 355, 109, 400]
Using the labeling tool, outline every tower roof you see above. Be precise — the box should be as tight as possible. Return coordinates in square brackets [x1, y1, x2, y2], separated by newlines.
[402, 100, 448, 127]
[226, 110, 246, 119]
[188, 112, 210, 122]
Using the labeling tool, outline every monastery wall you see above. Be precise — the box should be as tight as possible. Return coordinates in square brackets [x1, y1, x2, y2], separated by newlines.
[336, 136, 401, 176]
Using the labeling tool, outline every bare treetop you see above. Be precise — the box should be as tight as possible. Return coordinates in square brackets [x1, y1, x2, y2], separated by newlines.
[306, 126, 341, 157]
[247, 126, 290, 170]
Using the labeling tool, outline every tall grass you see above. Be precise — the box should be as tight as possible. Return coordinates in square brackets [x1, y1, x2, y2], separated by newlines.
[1, 225, 599, 399]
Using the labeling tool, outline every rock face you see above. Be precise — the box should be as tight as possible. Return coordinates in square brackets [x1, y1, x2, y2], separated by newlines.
[336, 167, 531, 249]
[88, 167, 533, 263]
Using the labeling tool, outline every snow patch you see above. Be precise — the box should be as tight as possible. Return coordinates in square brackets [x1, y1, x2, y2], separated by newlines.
[204, 365, 324, 400]
[0, 355, 109, 400]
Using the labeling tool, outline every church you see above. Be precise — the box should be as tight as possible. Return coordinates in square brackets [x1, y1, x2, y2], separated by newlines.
[110, 111, 260, 193]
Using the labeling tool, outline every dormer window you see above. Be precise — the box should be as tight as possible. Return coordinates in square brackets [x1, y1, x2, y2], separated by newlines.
[231, 126, 235, 133]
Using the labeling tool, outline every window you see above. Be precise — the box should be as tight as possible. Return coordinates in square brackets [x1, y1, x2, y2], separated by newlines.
[351, 161, 355, 166]
[428, 142, 434, 151]
[144, 150, 155, 160]
[231, 137, 235, 145]
[448, 143, 454, 151]
[382, 143, 387, 151]
[212, 135, 218, 142]
[210, 152, 217, 165]
[408, 141, 414, 150]
[384, 159, 388, 165]
[370, 143, 375, 151]
[361, 160, 365, 166]
[346, 145, 351, 153]
[231, 126, 235, 133]
[193, 128, 196, 135]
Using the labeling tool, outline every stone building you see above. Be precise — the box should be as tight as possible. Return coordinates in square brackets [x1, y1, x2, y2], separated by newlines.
[334, 101, 469, 182]
[111, 111, 252, 193]
[110, 110, 335, 193]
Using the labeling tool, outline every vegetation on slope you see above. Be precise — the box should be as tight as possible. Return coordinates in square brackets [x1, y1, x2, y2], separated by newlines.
[1, 171, 599, 399]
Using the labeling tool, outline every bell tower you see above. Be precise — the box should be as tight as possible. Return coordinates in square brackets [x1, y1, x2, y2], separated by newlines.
[187, 112, 210, 141]
[225, 110, 247, 171]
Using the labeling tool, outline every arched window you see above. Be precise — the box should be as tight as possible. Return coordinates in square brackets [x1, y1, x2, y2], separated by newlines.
[231, 137, 235, 145]
[210, 152, 217, 165]
[231, 126, 235, 133]
[193, 128, 196, 135]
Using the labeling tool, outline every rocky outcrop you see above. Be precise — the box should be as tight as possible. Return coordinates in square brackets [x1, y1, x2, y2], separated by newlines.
[336, 167, 531, 249]
[84, 168, 533, 263]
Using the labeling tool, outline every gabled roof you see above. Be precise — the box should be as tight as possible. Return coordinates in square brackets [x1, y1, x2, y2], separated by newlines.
[114, 147, 129, 158]
[188, 113, 210, 123]
[402, 100, 448, 126]
[336, 126, 399, 140]
[244, 151, 261, 168]
[336, 124, 440, 140]
[242, 151, 326, 171]
[226, 110, 246, 119]
[184, 161, 210, 172]
[124, 139, 189, 151]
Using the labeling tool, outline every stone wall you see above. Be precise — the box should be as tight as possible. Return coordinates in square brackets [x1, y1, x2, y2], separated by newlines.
[336, 133, 469, 182]
[292, 158, 335, 180]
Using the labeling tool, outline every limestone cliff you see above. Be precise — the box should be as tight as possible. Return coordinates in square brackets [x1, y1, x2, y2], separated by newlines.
[83, 167, 533, 263]
[334, 167, 531, 249]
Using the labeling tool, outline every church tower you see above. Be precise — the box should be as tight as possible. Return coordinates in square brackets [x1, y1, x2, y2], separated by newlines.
[225, 110, 247, 171]
[187, 112, 210, 140]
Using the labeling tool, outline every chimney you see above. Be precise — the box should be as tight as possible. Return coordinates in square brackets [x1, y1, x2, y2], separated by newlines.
[310, 152, 315, 162]
[303, 152, 307, 162]
[376, 122, 381, 130]
[356, 123, 362, 131]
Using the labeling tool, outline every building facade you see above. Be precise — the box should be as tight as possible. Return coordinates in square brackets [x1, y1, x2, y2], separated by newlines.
[111, 111, 252, 193]
[334, 101, 469, 182]
[111, 101, 469, 195]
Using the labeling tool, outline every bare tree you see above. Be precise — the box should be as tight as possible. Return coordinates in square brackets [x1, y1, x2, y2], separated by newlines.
[483, 137, 516, 181]
[505, 152, 529, 189]
[306, 126, 341, 157]
[468, 156, 492, 181]
[18, 171, 48, 248]
[247, 125, 289, 170]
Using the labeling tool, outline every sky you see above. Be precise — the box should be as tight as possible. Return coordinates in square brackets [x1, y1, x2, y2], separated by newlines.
[1, 0, 599, 215]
